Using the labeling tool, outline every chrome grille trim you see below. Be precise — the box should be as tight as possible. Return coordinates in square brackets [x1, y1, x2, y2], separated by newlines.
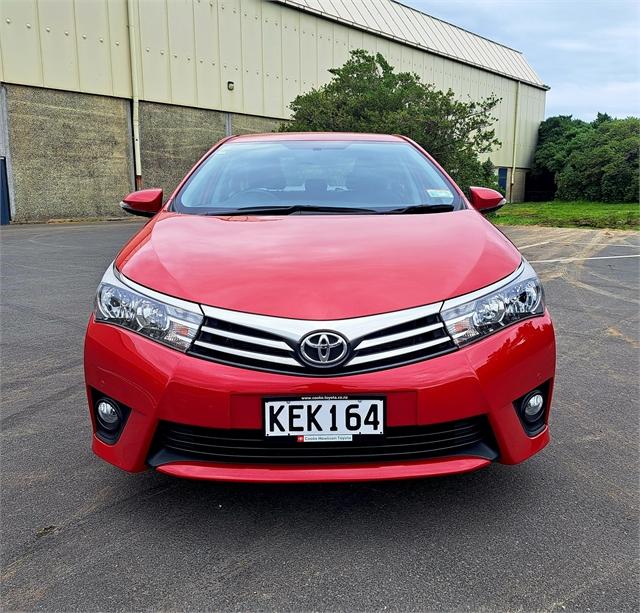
[200, 325, 291, 351]
[200, 301, 443, 343]
[193, 339, 300, 366]
[357, 322, 443, 350]
[349, 336, 451, 366]
[189, 301, 457, 375]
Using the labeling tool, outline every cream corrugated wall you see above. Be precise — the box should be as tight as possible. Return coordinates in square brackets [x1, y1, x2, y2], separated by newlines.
[0, 0, 545, 168]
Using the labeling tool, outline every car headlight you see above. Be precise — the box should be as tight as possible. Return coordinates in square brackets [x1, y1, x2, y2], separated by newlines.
[94, 264, 203, 352]
[441, 260, 544, 347]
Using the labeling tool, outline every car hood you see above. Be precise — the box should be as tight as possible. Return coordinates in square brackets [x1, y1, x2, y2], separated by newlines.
[116, 210, 521, 320]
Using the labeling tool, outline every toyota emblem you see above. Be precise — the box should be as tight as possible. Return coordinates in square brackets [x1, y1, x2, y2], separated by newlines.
[298, 331, 349, 368]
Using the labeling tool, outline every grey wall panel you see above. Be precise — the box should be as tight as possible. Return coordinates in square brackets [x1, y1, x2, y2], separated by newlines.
[139, 101, 227, 198]
[5, 85, 133, 221]
[232, 111, 282, 134]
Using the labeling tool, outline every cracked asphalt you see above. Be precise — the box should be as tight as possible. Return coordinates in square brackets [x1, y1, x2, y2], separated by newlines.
[1, 220, 638, 611]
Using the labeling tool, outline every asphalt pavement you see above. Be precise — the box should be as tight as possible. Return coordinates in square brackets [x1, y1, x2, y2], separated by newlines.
[1, 220, 638, 611]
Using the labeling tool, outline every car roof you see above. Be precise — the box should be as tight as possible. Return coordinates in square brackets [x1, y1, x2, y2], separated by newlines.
[227, 132, 406, 143]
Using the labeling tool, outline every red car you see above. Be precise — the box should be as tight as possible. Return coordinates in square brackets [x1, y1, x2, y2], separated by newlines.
[84, 133, 555, 483]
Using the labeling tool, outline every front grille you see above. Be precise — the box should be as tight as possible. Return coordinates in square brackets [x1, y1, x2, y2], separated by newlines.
[147, 416, 498, 466]
[188, 309, 456, 376]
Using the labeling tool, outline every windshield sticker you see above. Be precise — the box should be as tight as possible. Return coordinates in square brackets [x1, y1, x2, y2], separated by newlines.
[427, 189, 454, 201]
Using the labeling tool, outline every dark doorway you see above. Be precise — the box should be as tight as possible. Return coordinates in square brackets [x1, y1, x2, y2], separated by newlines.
[0, 157, 10, 225]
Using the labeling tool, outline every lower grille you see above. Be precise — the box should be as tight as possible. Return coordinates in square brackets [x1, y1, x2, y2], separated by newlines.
[148, 416, 498, 466]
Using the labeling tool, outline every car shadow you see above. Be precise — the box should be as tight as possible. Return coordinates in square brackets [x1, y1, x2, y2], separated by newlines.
[122, 459, 552, 541]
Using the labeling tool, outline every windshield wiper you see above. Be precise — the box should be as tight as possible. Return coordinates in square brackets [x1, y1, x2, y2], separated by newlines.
[203, 204, 381, 216]
[384, 204, 456, 214]
[201, 203, 456, 216]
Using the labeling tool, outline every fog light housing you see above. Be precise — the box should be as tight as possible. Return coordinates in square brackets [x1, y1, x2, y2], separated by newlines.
[522, 393, 544, 423]
[96, 399, 121, 431]
[91, 391, 131, 444]
[514, 384, 549, 436]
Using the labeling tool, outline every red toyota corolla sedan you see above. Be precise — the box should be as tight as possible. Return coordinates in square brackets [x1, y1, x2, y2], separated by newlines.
[84, 132, 555, 483]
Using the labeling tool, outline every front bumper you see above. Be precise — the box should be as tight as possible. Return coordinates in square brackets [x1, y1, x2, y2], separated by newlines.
[84, 312, 555, 482]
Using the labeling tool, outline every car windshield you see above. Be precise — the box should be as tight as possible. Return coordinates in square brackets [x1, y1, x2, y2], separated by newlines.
[172, 140, 463, 214]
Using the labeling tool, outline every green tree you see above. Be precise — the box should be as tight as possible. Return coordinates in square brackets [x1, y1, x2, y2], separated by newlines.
[532, 113, 639, 203]
[533, 115, 592, 176]
[281, 50, 502, 194]
[557, 117, 640, 202]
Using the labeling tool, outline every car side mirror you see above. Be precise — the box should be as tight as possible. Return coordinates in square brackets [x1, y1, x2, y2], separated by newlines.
[120, 188, 163, 217]
[468, 186, 506, 214]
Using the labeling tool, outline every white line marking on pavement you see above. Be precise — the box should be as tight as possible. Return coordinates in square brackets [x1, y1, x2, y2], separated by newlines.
[530, 254, 640, 264]
[521, 241, 639, 250]
[518, 240, 551, 250]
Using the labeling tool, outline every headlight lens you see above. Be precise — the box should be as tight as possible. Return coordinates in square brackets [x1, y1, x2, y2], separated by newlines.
[441, 260, 544, 347]
[94, 265, 203, 351]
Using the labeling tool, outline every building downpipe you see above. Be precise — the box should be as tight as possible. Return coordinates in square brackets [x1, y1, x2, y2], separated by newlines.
[510, 80, 521, 202]
[127, 0, 143, 190]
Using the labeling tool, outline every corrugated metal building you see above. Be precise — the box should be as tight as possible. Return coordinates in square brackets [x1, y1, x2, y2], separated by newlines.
[0, 0, 547, 222]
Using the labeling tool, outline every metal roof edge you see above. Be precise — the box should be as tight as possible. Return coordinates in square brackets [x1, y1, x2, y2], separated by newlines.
[272, 0, 548, 90]
[390, 0, 524, 55]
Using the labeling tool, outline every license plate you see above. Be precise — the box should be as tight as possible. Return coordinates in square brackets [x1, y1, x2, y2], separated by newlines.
[263, 396, 385, 441]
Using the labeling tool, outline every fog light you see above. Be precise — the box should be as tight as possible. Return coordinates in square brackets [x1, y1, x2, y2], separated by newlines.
[522, 392, 544, 423]
[96, 399, 121, 431]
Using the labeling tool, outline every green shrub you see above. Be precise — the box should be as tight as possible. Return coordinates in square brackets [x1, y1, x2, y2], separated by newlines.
[533, 114, 639, 203]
